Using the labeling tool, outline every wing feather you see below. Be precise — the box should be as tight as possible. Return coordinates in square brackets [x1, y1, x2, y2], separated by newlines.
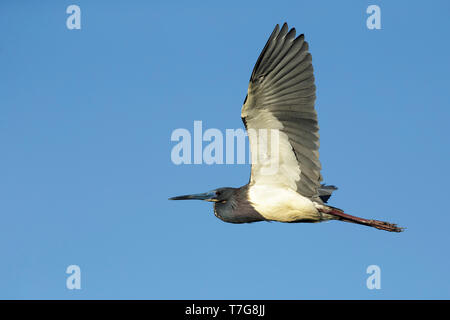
[241, 23, 322, 199]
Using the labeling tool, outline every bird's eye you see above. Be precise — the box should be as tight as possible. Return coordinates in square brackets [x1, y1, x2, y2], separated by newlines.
[216, 191, 221, 196]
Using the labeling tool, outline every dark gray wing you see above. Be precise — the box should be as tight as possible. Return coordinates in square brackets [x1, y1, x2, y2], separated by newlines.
[241, 23, 322, 199]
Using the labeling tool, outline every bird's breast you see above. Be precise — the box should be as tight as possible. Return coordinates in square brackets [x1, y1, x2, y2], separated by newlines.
[248, 184, 320, 222]
[213, 199, 264, 224]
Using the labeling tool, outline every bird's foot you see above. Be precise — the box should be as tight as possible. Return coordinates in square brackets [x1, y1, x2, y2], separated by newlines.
[366, 219, 404, 233]
[319, 206, 404, 233]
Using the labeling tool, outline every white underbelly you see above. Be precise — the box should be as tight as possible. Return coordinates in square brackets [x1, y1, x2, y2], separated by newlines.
[248, 184, 320, 222]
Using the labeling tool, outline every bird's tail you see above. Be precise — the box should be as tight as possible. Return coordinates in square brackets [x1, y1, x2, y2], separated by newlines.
[319, 206, 404, 233]
[318, 184, 338, 203]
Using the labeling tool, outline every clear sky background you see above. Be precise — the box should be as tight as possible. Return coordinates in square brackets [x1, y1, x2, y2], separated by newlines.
[1, 0, 450, 299]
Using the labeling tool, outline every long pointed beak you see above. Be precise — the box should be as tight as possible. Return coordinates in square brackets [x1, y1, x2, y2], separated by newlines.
[169, 191, 216, 201]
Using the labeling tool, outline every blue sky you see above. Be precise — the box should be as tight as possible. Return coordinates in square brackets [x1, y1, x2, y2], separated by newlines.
[1, 0, 450, 299]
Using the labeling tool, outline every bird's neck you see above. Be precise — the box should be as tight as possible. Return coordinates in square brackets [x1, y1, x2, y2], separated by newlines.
[213, 187, 265, 223]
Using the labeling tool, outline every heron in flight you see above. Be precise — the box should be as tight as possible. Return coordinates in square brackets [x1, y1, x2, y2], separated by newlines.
[170, 23, 403, 232]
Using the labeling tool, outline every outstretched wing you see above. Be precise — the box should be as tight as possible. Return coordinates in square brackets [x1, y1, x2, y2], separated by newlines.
[241, 23, 322, 199]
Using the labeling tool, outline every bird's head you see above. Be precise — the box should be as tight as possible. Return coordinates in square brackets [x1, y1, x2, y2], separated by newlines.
[169, 187, 235, 203]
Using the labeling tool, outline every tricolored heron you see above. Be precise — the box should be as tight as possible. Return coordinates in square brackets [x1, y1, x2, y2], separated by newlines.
[170, 23, 403, 232]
